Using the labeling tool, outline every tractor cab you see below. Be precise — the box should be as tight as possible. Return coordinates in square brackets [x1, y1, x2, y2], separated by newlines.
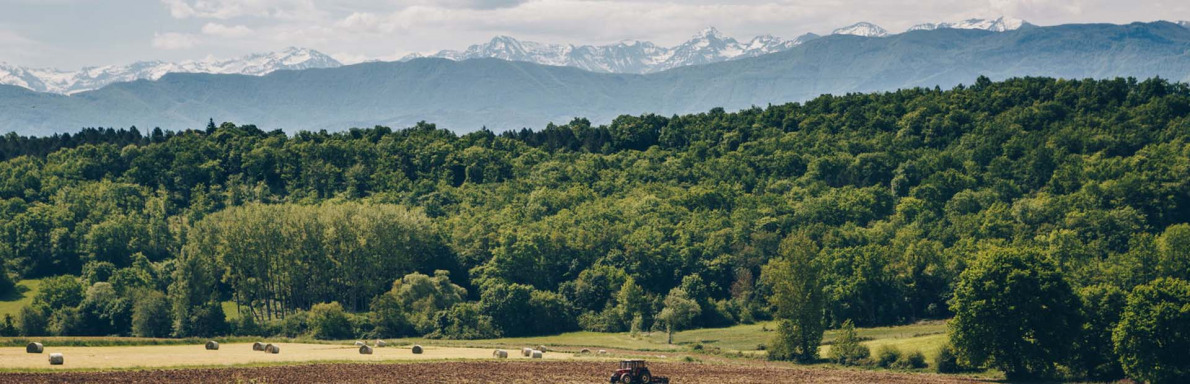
[610, 360, 654, 384]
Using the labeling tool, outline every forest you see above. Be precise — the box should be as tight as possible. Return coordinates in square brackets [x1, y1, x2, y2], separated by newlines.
[1, 76, 1188, 381]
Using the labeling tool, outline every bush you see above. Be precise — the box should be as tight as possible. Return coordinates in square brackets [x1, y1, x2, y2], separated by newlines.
[131, 292, 171, 337]
[893, 351, 927, 370]
[16, 305, 47, 336]
[934, 344, 964, 373]
[876, 345, 902, 368]
[280, 310, 308, 338]
[428, 302, 499, 339]
[0, 314, 15, 336]
[828, 320, 870, 366]
[34, 275, 85, 310]
[1113, 278, 1190, 384]
[308, 302, 353, 340]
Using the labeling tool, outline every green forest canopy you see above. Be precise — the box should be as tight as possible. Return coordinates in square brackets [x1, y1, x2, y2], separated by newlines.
[0, 77, 1188, 349]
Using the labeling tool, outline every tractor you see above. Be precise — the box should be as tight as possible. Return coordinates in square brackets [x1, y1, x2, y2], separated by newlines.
[609, 360, 669, 383]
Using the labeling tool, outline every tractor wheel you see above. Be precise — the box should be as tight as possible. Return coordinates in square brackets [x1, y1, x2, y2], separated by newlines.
[619, 375, 633, 384]
[639, 373, 652, 383]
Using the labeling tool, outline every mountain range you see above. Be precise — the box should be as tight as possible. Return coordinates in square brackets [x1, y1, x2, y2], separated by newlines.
[0, 18, 1033, 93]
[2, 21, 1188, 135]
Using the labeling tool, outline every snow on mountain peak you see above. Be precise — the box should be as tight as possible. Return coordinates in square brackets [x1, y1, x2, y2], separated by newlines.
[408, 28, 817, 74]
[0, 48, 341, 94]
[1178, 20, 1190, 29]
[909, 17, 1029, 32]
[832, 22, 889, 37]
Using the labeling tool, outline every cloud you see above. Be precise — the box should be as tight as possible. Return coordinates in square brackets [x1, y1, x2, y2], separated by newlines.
[202, 23, 255, 37]
[391, 0, 529, 10]
[161, 0, 323, 20]
[152, 32, 200, 49]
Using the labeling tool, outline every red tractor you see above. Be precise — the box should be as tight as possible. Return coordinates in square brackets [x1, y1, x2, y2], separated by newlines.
[609, 360, 669, 384]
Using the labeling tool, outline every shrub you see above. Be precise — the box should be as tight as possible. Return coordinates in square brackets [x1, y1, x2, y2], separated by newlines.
[16, 305, 48, 336]
[934, 344, 964, 373]
[34, 275, 85, 310]
[280, 310, 308, 338]
[828, 320, 870, 366]
[0, 314, 15, 336]
[1073, 284, 1126, 381]
[308, 301, 353, 340]
[428, 302, 499, 339]
[893, 351, 927, 370]
[876, 345, 902, 368]
[1113, 278, 1190, 384]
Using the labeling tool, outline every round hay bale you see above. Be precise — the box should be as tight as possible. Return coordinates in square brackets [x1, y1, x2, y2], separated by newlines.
[522, 347, 532, 357]
[265, 344, 280, 354]
[252, 342, 266, 351]
[375, 340, 387, 347]
[359, 345, 374, 355]
[205, 341, 219, 350]
[48, 353, 64, 365]
[536, 345, 549, 352]
[493, 349, 508, 358]
[355, 340, 366, 347]
[580, 348, 591, 354]
[531, 350, 543, 359]
[598, 350, 608, 355]
[411, 344, 423, 354]
[26, 342, 44, 354]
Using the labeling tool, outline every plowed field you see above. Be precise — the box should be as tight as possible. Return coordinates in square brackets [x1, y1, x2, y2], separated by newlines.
[0, 361, 980, 383]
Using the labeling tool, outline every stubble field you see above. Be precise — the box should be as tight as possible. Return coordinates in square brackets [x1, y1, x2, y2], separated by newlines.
[0, 360, 980, 383]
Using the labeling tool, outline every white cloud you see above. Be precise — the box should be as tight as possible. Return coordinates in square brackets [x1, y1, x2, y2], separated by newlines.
[152, 32, 200, 49]
[202, 22, 255, 38]
[161, 0, 323, 20]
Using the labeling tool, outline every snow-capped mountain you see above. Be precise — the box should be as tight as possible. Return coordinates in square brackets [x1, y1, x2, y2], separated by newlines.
[909, 17, 1030, 32]
[404, 27, 820, 74]
[1178, 20, 1190, 29]
[0, 47, 341, 94]
[832, 22, 889, 37]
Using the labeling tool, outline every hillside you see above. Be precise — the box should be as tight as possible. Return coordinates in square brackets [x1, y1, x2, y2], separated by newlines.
[2, 22, 1189, 135]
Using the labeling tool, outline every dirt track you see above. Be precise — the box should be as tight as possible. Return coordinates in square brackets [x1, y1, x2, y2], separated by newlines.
[0, 361, 981, 383]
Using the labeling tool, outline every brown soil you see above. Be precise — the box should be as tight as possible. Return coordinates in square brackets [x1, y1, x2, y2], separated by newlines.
[0, 361, 982, 383]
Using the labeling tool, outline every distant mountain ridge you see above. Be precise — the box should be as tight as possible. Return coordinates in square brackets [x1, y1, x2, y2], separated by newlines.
[2, 21, 1187, 136]
[402, 27, 820, 74]
[1, 18, 1035, 92]
[0, 48, 341, 95]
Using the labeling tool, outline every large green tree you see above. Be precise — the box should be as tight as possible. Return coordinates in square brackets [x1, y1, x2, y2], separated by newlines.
[949, 247, 1082, 380]
[1113, 278, 1190, 384]
[761, 234, 825, 362]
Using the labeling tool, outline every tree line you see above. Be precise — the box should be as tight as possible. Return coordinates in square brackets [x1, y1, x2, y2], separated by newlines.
[0, 76, 1188, 381]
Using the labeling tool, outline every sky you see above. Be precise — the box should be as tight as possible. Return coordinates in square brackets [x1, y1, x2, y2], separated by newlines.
[1, 0, 1188, 69]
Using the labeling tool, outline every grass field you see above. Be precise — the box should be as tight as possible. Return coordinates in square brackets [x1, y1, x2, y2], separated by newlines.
[0, 279, 42, 318]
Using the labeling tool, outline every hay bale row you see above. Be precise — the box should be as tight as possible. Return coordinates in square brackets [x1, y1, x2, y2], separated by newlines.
[265, 344, 280, 354]
[411, 344, 423, 354]
[531, 350, 543, 359]
[26, 342, 43, 354]
[359, 345, 374, 355]
[48, 353, 64, 365]
[492, 349, 508, 358]
[252, 342, 266, 351]
[205, 341, 220, 350]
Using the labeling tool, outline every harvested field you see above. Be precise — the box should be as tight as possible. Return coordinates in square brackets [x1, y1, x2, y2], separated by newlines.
[0, 343, 577, 370]
[0, 360, 982, 383]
